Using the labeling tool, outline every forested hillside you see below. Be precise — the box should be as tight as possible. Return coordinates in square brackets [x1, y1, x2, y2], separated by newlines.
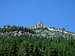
[0, 25, 75, 56]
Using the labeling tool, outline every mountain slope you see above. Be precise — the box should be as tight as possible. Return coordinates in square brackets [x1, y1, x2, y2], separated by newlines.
[0, 24, 75, 39]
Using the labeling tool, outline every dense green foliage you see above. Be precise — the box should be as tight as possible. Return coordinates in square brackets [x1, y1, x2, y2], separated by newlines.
[0, 25, 35, 33]
[0, 25, 75, 56]
[0, 35, 75, 56]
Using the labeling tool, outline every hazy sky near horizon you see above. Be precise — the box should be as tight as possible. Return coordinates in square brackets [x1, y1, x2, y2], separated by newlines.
[0, 0, 75, 32]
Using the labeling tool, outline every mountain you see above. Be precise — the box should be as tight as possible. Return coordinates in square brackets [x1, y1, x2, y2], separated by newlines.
[0, 22, 75, 56]
[30, 22, 75, 38]
[0, 22, 75, 38]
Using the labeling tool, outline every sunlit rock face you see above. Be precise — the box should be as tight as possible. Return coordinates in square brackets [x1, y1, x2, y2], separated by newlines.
[34, 22, 46, 29]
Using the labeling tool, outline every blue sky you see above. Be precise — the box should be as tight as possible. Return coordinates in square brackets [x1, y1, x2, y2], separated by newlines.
[0, 0, 75, 32]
